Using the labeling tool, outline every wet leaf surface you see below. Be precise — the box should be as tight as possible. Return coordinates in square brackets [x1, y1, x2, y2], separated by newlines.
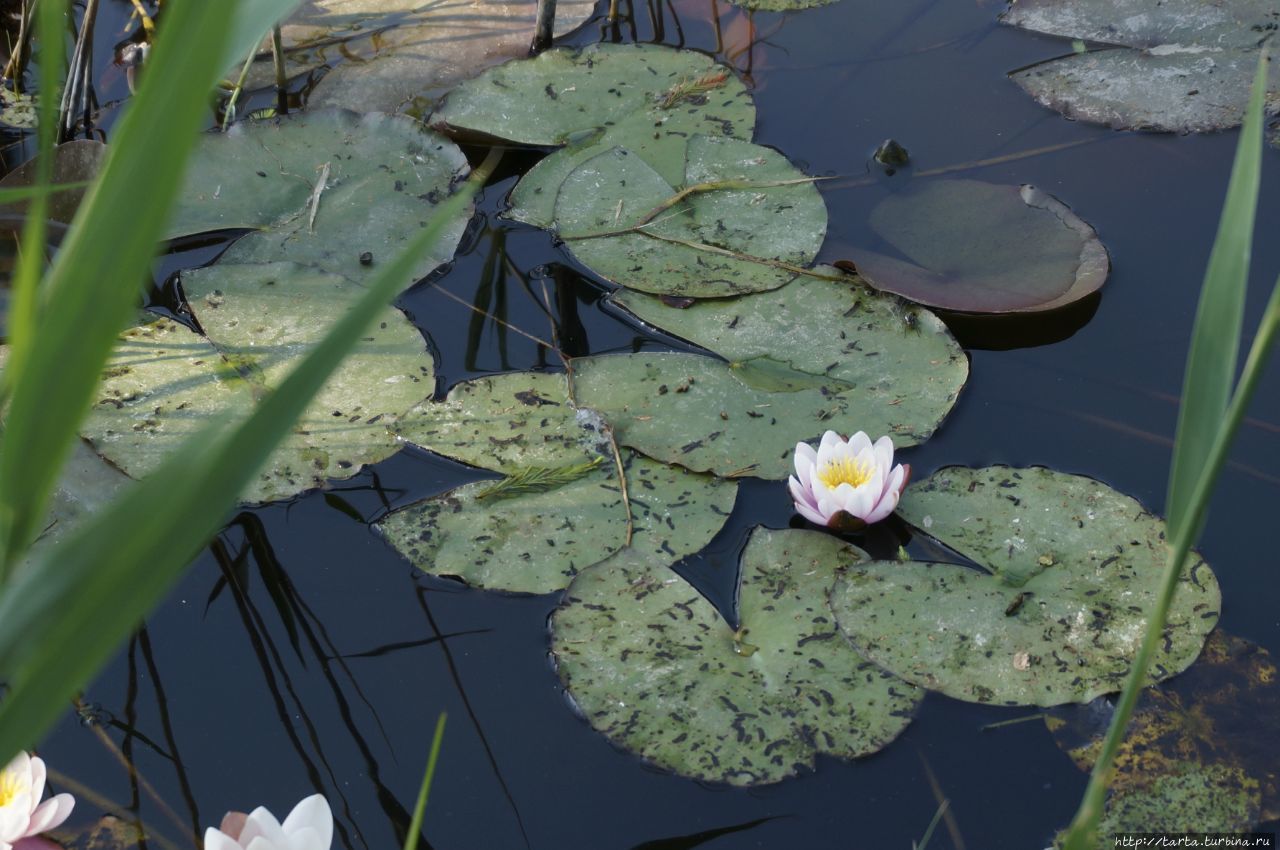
[377, 451, 736, 594]
[81, 262, 437, 504]
[842, 179, 1109, 313]
[1046, 631, 1280, 821]
[1001, 0, 1280, 136]
[551, 527, 922, 785]
[571, 271, 967, 478]
[555, 136, 826, 298]
[434, 43, 756, 228]
[830, 466, 1222, 706]
[250, 0, 595, 116]
[172, 110, 470, 286]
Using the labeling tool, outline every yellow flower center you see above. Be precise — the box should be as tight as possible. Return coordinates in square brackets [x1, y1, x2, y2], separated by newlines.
[817, 456, 874, 489]
[0, 768, 20, 808]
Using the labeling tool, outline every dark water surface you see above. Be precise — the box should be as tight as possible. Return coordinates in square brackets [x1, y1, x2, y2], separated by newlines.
[29, 1, 1280, 848]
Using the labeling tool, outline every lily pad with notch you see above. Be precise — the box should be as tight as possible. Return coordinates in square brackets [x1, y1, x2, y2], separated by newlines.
[570, 270, 967, 479]
[840, 179, 1109, 313]
[171, 110, 471, 286]
[555, 136, 827, 298]
[433, 43, 756, 229]
[830, 466, 1222, 706]
[1001, 0, 1280, 137]
[551, 527, 923, 785]
[376, 450, 737, 594]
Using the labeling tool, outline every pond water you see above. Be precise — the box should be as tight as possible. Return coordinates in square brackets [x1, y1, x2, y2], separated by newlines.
[20, 1, 1280, 848]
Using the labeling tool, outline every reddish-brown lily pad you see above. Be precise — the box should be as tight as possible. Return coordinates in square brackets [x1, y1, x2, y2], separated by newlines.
[841, 179, 1109, 314]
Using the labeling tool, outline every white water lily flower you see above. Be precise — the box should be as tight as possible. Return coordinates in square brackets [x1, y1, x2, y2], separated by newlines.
[788, 430, 910, 531]
[204, 795, 333, 850]
[0, 752, 75, 850]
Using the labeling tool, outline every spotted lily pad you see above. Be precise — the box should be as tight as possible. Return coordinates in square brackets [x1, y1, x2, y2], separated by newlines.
[570, 271, 967, 479]
[830, 466, 1222, 706]
[171, 110, 470, 285]
[394, 371, 604, 471]
[250, 0, 594, 116]
[841, 180, 1109, 313]
[433, 43, 756, 228]
[555, 136, 826, 298]
[551, 527, 923, 785]
[1047, 631, 1280, 821]
[1001, 0, 1280, 136]
[81, 262, 437, 504]
[377, 450, 736, 594]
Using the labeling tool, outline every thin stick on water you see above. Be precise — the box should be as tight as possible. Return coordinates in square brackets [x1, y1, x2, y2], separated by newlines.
[271, 22, 287, 114]
[604, 425, 633, 547]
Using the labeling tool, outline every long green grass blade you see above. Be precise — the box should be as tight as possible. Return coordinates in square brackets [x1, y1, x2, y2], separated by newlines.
[1164, 52, 1267, 534]
[221, 1, 302, 78]
[404, 714, 448, 850]
[0, 0, 240, 573]
[0, 152, 495, 765]
[1062, 51, 1271, 850]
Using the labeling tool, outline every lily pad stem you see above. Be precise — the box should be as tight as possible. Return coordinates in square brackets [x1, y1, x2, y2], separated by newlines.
[603, 424, 633, 546]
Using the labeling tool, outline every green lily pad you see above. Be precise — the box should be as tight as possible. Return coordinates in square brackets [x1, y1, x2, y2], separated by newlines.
[570, 271, 967, 479]
[394, 371, 604, 472]
[0, 87, 38, 130]
[1046, 631, 1280, 821]
[377, 451, 737, 594]
[551, 527, 923, 785]
[81, 262, 437, 504]
[171, 110, 470, 285]
[248, 0, 594, 117]
[1001, 0, 1280, 136]
[830, 466, 1222, 706]
[555, 136, 826, 298]
[841, 179, 1109, 313]
[433, 43, 756, 228]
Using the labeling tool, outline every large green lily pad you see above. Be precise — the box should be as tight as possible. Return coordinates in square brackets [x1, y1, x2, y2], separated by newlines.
[841, 179, 1109, 313]
[570, 271, 967, 479]
[171, 110, 470, 285]
[551, 527, 922, 785]
[1047, 631, 1280, 822]
[1001, 0, 1280, 136]
[555, 136, 826, 298]
[247, 0, 594, 116]
[394, 371, 604, 471]
[830, 466, 1222, 706]
[377, 450, 736, 594]
[433, 43, 756, 228]
[81, 263, 437, 504]
[0, 140, 107, 226]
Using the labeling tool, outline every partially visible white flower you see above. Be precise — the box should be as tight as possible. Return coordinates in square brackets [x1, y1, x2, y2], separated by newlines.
[0, 752, 75, 850]
[204, 795, 332, 850]
[788, 430, 910, 531]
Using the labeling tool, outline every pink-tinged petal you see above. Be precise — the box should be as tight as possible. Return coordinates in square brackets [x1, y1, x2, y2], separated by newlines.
[220, 813, 248, 843]
[283, 826, 325, 850]
[793, 441, 817, 473]
[898, 463, 912, 492]
[204, 829, 245, 850]
[239, 808, 286, 850]
[0, 808, 29, 844]
[25, 795, 73, 836]
[27, 758, 45, 809]
[13, 837, 63, 850]
[863, 486, 901, 525]
[815, 494, 842, 520]
[281, 796, 331, 850]
[881, 464, 906, 501]
[873, 436, 894, 471]
[795, 500, 830, 526]
[818, 430, 845, 453]
[833, 482, 875, 521]
[846, 431, 872, 455]
[788, 476, 818, 513]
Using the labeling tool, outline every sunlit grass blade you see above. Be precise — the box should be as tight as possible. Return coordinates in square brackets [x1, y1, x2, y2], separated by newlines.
[0, 152, 495, 765]
[1061, 51, 1272, 850]
[404, 713, 448, 850]
[0, 0, 240, 573]
[1164, 52, 1267, 535]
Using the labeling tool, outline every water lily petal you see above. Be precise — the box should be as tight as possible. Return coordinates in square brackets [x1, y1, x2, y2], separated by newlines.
[818, 430, 845, 454]
[240, 808, 287, 849]
[0, 807, 29, 844]
[284, 826, 325, 850]
[846, 431, 872, 455]
[788, 475, 818, 512]
[26, 758, 45, 812]
[282, 796, 331, 850]
[834, 481, 876, 521]
[245, 836, 280, 850]
[204, 830, 244, 850]
[25, 795, 73, 837]
[862, 480, 902, 524]
[13, 837, 63, 850]
[796, 499, 830, 526]
[873, 435, 894, 471]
